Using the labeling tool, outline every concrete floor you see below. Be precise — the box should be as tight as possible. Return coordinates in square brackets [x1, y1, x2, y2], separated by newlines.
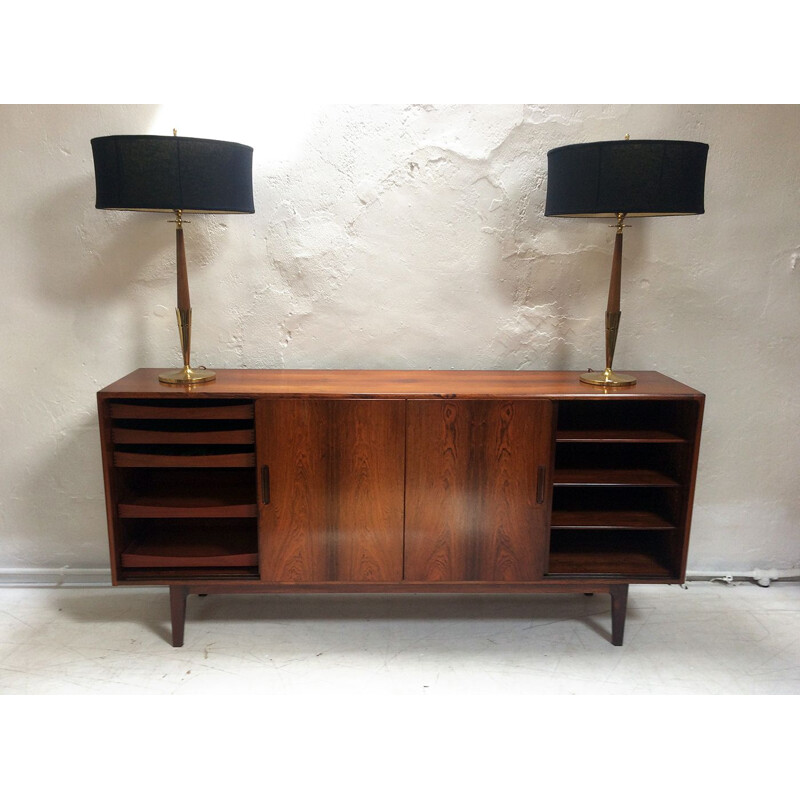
[0, 580, 798, 695]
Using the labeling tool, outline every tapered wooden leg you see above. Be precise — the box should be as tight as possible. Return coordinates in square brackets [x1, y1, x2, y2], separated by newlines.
[610, 584, 629, 646]
[169, 586, 188, 647]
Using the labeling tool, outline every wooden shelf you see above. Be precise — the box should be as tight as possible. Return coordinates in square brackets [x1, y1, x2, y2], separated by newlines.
[556, 429, 686, 443]
[114, 451, 256, 468]
[110, 401, 254, 420]
[116, 468, 257, 518]
[120, 528, 258, 569]
[118, 501, 257, 518]
[547, 549, 674, 578]
[547, 529, 676, 577]
[553, 468, 679, 487]
[120, 566, 260, 581]
[550, 509, 675, 529]
[112, 428, 255, 446]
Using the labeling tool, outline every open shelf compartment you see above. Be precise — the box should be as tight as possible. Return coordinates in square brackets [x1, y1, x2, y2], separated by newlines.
[548, 398, 699, 579]
[119, 519, 259, 571]
[117, 467, 258, 518]
[555, 399, 698, 443]
[547, 528, 679, 578]
[106, 398, 260, 580]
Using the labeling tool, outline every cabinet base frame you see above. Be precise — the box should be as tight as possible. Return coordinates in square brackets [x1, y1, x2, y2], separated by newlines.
[168, 581, 632, 648]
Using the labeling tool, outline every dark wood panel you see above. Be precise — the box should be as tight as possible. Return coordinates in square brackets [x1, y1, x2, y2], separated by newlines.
[97, 396, 123, 584]
[675, 396, 705, 576]
[404, 400, 552, 582]
[257, 399, 405, 582]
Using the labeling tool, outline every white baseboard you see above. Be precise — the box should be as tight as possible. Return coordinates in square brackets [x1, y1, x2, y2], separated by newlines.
[686, 569, 800, 585]
[0, 567, 797, 589]
[0, 568, 112, 587]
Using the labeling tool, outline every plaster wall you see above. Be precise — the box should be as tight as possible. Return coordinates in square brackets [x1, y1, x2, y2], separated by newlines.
[0, 103, 798, 576]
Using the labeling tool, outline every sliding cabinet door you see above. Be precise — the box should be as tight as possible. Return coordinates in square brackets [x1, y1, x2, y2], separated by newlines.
[405, 400, 553, 582]
[257, 398, 405, 582]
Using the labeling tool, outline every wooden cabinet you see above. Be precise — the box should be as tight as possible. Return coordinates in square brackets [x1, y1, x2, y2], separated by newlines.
[97, 370, 704, 647]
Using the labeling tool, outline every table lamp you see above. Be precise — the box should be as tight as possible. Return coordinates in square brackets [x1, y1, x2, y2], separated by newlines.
[91, 133, 255, 384]
[545, 137, 708, 387]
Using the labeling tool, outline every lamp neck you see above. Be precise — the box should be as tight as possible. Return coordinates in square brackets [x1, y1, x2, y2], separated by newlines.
[171, 210, 191, 228]
[615, 212, 628, 234]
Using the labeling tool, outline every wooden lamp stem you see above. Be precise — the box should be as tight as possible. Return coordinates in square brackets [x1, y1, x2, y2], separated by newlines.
[176, 223, 191, 311]
[580, 213, 637, 387]
[158, 213, 216, 385]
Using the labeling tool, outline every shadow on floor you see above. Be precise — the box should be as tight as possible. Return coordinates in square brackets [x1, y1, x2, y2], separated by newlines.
[52, 588, 621, 647]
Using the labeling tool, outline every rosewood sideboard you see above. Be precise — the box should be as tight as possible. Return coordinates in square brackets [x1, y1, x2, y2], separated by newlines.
[97, 369, 704, 647]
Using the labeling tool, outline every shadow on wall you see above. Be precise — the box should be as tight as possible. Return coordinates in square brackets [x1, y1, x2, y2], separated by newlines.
[33, 172, 235, 370]
[520, 210, 686, 374]
[19, 116, 208, 569]
[14, 411, 109, 570]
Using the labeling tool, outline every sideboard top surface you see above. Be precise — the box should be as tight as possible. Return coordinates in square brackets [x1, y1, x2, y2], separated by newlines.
[98, 369, 703, 400]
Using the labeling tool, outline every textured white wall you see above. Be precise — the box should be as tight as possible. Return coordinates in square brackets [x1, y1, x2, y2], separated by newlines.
[1, 104, 798, 575]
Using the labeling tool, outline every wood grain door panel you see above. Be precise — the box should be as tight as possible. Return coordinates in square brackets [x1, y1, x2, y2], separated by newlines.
[257, 399, 405, 582]
[404, 400, 552, 581]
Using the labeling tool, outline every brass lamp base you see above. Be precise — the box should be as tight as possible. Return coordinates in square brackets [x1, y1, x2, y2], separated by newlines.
[580, 368, 637, 387]
[158, 366, 216, 385]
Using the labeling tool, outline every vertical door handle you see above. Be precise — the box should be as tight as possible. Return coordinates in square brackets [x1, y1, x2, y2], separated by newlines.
[536, 465, 546, 505]
[261, 465, 270, 504]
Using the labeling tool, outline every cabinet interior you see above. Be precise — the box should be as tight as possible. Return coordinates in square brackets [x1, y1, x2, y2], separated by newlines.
[547, 399, 700, 578]
[107, 398, 259, 580]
